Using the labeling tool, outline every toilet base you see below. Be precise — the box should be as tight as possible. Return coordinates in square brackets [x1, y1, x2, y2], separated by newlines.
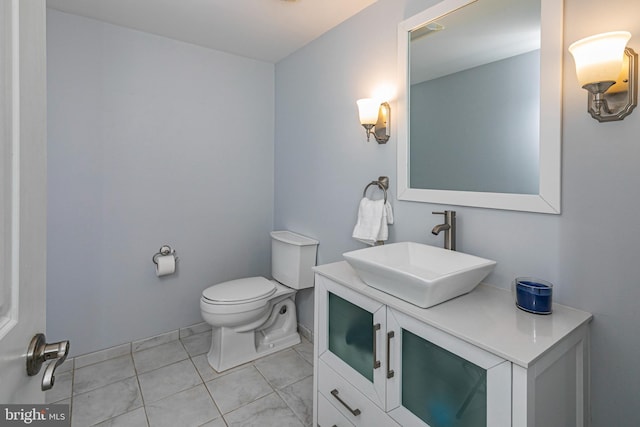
[206, 298, 301, 372]
[206, 329, 300, 373]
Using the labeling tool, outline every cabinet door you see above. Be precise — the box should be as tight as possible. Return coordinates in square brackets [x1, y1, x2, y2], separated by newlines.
[316, 275, 387, 409]
[387, 308, 511, 427]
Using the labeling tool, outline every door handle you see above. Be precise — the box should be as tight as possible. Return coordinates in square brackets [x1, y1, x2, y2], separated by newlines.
[26, 333, 70, 391]
[386, 331, 395, 379]
[373, 323, 381, 369]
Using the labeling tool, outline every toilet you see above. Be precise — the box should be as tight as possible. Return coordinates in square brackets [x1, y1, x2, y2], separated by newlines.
[200, 230, 319, 372]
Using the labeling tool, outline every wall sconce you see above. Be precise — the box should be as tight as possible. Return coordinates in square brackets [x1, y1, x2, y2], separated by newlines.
[569, 31, 637, 122]
[356, 99, 390, 144]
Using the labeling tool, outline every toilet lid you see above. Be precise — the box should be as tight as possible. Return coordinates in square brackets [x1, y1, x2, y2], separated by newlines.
[202, 277, 276, 304]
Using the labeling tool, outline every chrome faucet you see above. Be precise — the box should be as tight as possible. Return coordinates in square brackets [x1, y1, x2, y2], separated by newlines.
[432, 210, 456, 251]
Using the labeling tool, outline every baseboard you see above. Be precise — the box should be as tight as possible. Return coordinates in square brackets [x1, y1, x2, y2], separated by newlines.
[297, 322, 314, 343]
[71, 321, 212, 368]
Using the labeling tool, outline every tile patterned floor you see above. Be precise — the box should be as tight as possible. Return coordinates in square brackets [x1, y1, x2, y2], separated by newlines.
[46, 330, 314, 427]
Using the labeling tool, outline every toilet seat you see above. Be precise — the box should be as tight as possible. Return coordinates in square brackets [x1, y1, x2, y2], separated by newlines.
[202, 277, 276, 305]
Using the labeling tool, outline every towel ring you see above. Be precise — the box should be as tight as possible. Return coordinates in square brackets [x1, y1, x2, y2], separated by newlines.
[363, 176, 389, 203]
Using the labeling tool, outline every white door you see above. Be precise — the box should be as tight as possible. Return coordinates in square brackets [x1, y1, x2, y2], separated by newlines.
[0, 0, 48, 403]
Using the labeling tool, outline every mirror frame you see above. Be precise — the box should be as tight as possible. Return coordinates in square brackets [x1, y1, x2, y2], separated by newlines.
[397, 0, 562, 214]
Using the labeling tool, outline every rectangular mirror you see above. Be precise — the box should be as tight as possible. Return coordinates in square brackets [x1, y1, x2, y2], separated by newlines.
[397, 0, 562, 213]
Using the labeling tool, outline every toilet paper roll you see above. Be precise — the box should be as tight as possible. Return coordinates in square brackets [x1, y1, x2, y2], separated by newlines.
[156, 254, 176, 277]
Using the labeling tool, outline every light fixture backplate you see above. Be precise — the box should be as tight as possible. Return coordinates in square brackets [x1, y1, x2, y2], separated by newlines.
[373, 102, 391, 144]
[587, 47, 638, 122]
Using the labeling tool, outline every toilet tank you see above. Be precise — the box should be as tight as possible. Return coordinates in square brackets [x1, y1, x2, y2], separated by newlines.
[270, 231, 319, 289]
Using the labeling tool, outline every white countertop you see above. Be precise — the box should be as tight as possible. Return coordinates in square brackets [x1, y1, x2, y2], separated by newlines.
[314, 261, 593, 368]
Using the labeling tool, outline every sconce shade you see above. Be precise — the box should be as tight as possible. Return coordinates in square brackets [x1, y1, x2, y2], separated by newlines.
[357, 98, 380, 125]
[569, 31, 631, 87]
[356, 99, 391, 143]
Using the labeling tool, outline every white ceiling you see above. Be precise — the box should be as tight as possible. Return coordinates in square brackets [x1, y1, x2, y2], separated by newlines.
[46, 0, 378, 63]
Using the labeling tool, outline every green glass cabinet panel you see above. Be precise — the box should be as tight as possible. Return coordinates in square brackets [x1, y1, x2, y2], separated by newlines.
[402, 329, 487, 427]
[328, 292, 374, 382]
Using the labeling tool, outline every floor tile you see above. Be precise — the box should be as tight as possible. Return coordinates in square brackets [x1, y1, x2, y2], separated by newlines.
[75, 343, 131, 369]
[94, 407, 148, 427]
[145, 384, 221, 427]
[71, 377, 142, 427]
[45, 369, 73, 403]
[191, 354, 221, 382]
[224, 393, 304, 427]
[55, 398, 71, 413]
[254, 349, 312, 389]
[180, 331, 211, 356]
[73, 354, 136, 395]
[68, 329, 314, 427]
[192, 354, 249, 383]
[133, 340, 188, 374]
[205, 366, 273, 414]
[138, 359, 202, 403]
[199, 419, 227, 427]
[277, 376, 313, 426]
[293, 339, 314, 365]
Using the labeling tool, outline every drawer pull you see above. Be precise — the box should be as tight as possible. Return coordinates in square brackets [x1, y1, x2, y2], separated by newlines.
[330, 389, 362, 416]
[373, 323, 381, 369]
[386, 331, 395, 379]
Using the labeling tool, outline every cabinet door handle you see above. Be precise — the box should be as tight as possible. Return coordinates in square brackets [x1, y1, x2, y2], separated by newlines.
[386, 331, 395, 379]
[373, 323, 381, 369]
[330, 389, 361, 416]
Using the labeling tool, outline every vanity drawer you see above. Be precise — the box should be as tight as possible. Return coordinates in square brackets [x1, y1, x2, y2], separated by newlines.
[318, 393, 354, 427]
[318, 359, 399, 427]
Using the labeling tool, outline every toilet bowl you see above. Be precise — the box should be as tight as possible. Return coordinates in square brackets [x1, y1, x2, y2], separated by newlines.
[200, 231, 319, 372]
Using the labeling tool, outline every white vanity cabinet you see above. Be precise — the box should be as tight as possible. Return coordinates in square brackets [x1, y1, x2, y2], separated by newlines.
[313, 262, 592, 427]
[315, 275, 510, 427]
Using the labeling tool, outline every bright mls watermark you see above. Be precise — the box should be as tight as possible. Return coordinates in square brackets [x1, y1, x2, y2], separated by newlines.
[0, 405, 69, 426]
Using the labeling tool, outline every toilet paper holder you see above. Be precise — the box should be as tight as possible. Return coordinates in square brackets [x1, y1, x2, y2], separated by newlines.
[152, 244, 178, 265]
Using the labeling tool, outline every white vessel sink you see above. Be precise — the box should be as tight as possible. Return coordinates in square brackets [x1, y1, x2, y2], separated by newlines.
[343, 242, 496, 308]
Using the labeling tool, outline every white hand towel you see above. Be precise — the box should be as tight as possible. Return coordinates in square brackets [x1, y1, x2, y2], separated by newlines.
[352, 197, 394, 245]
[385, 201, 394, 225]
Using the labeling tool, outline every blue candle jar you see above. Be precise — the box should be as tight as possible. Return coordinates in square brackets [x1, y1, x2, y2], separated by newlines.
[514, 277, 553, 314]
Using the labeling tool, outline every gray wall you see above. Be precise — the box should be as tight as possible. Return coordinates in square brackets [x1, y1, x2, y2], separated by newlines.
[47, 10, 275, 356]
[410, 51, 540, 194]
[274, 0, 640, 425]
